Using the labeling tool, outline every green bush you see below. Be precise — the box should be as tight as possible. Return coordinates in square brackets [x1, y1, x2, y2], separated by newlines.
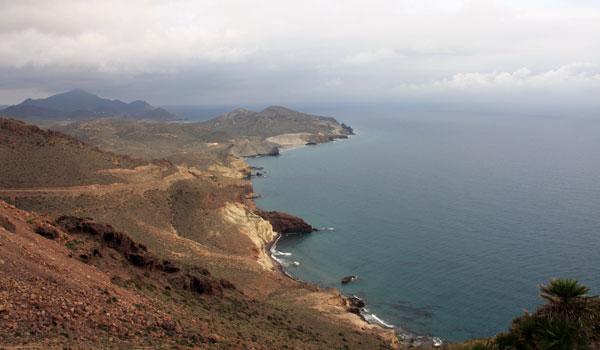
[492, 278, 599, 350]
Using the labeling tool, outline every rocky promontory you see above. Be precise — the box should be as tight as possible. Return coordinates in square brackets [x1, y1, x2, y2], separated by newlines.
[256, 210, 315, 234]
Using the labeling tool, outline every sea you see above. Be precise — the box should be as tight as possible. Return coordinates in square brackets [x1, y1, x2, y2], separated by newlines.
[246, 105, 600, 343]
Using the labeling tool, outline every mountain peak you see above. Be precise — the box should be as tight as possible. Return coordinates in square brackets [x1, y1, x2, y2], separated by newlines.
[60, 88, 97, 97]
[3, 90, 182, 122]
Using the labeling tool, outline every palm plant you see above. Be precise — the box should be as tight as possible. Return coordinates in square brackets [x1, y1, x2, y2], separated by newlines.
[490, 279, 600, 350]
[538, 279, 598, 332]
[534, 318, 587, 350]
[537, 279, 599, 349]
[540, 279, 589, 302]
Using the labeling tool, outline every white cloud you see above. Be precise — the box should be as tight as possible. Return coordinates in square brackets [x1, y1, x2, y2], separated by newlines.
[379, 63, 600, 107]
[426, 63, 599, 91]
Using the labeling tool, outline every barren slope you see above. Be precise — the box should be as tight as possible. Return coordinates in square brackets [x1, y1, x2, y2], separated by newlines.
[0, 118, 401, 349]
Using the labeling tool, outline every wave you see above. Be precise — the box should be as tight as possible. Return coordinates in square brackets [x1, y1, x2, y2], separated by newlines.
[273, 250, 292, 256]
[361, 308, 443, 347]
[361, 310, 395, 329]
[270, 254, 284, 265]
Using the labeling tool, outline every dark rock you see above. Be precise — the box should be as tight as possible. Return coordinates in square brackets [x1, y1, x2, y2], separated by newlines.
[341, 275, 357, 284]
[55, 216, 152, 268]
[347, 306, 360, 314]
[128, 253, 147, 267]
[341, 123, 354, 135]
[343, 295, 365, 314]
[219, 279, 236, 289]
[34, 225, 60, 240]
[172, 274, 223, 296]
[305, 141, 317, 145]
[349, 296, 365, 308]
[156, 260, 180, 273]
[256, 210, 314, 234]
[54, 215, 237, 296]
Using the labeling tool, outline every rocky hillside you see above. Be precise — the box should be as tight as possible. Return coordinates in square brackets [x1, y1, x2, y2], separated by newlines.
[207, 106, 353, 138]
[56, 106, 354, 158]
[0, 89, 182, 123]
[0, 118, 400, 349]
[0, 118, 174, 188]
[0, 200, 235, 348]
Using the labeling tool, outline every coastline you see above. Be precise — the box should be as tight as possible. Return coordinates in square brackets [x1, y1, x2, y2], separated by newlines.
[250, 135, 393, 326]
[266, 233, 297, 281]
[250, 133, 443, 348]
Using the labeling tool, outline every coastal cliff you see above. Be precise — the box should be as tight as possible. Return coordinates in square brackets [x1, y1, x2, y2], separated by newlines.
[0, 117, 400, 349]
[256, 210, 315, 234]
[220, 202, 278, 270]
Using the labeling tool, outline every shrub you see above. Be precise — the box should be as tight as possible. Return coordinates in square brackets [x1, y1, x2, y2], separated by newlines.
[493, 278, 599, 350]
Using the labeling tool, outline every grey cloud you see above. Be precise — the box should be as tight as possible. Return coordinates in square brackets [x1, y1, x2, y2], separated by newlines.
[1, 0, 600, 106]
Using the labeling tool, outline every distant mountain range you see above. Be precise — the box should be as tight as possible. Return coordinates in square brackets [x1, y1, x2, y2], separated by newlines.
[0, 89, 183, 122]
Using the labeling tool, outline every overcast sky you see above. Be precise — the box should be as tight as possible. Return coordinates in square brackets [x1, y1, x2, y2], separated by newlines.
[1, 0, 599, 108]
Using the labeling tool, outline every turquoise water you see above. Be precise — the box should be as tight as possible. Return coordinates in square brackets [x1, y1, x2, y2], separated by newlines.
[247, 107, 600, 342]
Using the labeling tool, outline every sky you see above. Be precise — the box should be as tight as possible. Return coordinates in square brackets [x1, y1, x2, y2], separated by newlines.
[1, 0, 599, 108]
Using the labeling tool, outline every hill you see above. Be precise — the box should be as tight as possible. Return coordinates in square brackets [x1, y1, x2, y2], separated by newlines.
[207, 106, 353, 138]
[0, 118, 399, 349]
[0, 89, 182, 123]
[0, 118, 175, 188]
[57, 106, 354, 159]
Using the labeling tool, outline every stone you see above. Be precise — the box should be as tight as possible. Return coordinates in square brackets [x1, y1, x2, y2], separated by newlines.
[341, 276, 357, 284]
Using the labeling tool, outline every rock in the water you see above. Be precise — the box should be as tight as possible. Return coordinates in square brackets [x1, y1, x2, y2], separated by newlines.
[349, 295, 365, 308]
[343, 295, 365, 314]
[341, 123, 354, 134]
[341, 275, 357, 284]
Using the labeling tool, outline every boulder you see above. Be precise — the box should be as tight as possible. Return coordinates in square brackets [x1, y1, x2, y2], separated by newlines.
[34, 224, 60, 239]
[349, 295, 365, 308]
[341, 275, 357, 284]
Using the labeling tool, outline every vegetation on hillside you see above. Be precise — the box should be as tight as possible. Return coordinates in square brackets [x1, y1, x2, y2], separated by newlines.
[468, 279, 599, 350]
[55, 105, 354, 159]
